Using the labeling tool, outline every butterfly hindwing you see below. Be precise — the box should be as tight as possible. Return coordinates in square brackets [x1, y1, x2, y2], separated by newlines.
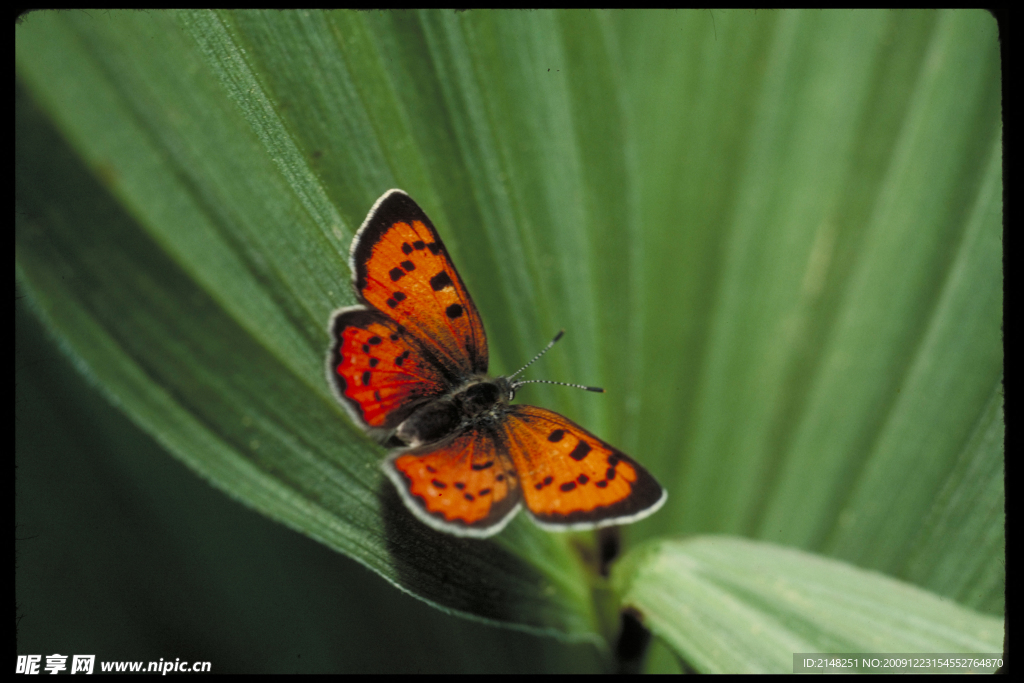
[328, 307, 450, 432]
[385, 425, 522, 537]
[502, 406, 666, 530]
[349, 190, 488, 378]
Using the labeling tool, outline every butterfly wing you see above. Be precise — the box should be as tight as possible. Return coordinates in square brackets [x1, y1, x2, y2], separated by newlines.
[328, 307, 451, 432]
[501, 406, 666, 530]
[385, 424, 522, 538]
[381, 403, 664, 536]
[329, 190, 488, 434]
[349, 189, 488, 378]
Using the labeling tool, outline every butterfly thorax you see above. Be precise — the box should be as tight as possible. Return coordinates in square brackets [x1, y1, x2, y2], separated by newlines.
[395, 376, 514, 449]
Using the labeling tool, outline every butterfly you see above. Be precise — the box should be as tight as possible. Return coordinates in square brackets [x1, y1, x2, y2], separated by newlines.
[327, 190, 666, 538]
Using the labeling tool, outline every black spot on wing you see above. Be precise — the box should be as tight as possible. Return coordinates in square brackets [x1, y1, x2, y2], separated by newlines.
[430, 271, 453, 291]
[569, 440, 592, 461]
[386, 291, 407, 309]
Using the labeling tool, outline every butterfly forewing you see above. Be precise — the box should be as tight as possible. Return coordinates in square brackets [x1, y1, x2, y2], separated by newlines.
[502, 406, 666, 529]
[350, 190, 488, 378]
[385, 426, 522, 537]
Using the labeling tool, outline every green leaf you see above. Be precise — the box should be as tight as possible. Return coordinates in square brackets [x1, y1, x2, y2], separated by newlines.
[612, 537, 1003, 673]
[16, 9, 601, 643]
[617, 9, 1003, 614]
[17, 8, 1002, 671]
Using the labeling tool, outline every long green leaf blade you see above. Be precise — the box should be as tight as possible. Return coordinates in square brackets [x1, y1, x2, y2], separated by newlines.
[613, 537, 1003, 673]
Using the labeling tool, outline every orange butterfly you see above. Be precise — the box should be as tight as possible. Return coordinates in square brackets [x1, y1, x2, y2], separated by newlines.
[328, 190, 666, 538]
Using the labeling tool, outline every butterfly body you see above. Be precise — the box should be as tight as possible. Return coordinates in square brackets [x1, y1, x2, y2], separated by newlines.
[328, 190, 665, 538]
[394, 375, 510, 448]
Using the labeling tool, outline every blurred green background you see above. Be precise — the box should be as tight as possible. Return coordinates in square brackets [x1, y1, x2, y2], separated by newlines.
[17, 9, 1002, 672]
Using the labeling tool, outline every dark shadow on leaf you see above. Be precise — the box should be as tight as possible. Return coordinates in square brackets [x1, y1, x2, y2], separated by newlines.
[380, 479, 557, 627]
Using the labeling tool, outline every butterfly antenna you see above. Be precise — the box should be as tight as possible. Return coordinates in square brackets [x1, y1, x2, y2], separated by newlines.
[507, 330, 605, 394]
[512, 379, 605, 393]
[508, 330, 565, 381]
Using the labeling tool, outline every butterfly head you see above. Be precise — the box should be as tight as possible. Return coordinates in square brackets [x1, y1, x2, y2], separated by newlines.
[458, 378, 510, 414]
[494, 376, 518, 402]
